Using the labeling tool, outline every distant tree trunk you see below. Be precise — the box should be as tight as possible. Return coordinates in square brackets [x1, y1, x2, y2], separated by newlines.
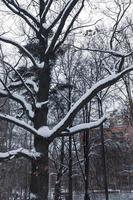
[123, 75, 133, 125]
[54, 137, 65, 200]
[98, 97, 109, 200]
[68, 69, 73, 200]
[83, 104, 91, 200]
[68, 135, 73, 200]
[84, 131, 90, 200]
[8, 123, 13, 150]
[30, 58, 51, 200]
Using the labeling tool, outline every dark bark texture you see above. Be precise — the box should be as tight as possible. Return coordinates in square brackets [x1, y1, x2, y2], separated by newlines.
[30, 58, 51, 199]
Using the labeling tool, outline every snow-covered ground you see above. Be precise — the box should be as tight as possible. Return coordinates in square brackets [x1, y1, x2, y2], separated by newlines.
[72, 192, 133, 200]
[49, 192, 133, 200]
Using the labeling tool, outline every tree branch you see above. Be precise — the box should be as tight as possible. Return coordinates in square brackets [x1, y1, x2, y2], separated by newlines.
[58, 115, 106, 137]
[49, 65, 133, 139]
[54, 0, 85, 52]
[45, 0, 79, 54]
[0, 36, 40, 69]
[0, 88, 34, 119]
[2, 0, 39, 35]
[0, 113, 39, 136]
[0, 148, 41, 161]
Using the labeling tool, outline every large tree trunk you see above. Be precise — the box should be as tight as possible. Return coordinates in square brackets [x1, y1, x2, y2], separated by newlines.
[30, 58, 51, 199]
[30, 139, 49, 200]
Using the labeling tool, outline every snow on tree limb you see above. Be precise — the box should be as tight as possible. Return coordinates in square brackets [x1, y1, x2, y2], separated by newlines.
[0, 58, 133, 140]
[0, 66, 133, 140]
[49, 65, 133, 139]
[2, 59, 36, 105]
[25, 80, 39, 93]
[0, 113, 51, 138]
[0, 148, 41, 161]
[58, 115, 107, 137]
[0, 36, 40, 69]
[1, 66, 133, 140]
[0, 113, 39, 136]
[0, 89, 34, 119]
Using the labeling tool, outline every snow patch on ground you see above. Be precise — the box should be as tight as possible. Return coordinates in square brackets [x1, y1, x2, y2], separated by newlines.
[30, 193, 37, 199]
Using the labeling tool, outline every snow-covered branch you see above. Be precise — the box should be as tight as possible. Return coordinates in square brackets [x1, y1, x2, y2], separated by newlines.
[0, 36, 40, 69]
[1, 66, 133, 140]
[0, 89, 34, 119]
[59, 115, 107, 137]
[25, 80, 39, 93]
[36, 101, 48, 109]
[49, 65, 133, 139]
[0, 148, 41, 161]
[2, 59, 36, 104]
[0, 113, 39, 136]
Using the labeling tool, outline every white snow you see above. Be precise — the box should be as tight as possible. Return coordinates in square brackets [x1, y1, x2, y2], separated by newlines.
[0, 89, 34, 118]
[68, 116, 106, 135]
[21, 148, 41, 159]
[12, 93, 34, 118]
[38, 126, 51, 137]
[9, 81, 22, 87]
[0, 152, 9, 158]
[36, 101, 48, 108]
[37, 62, 45, 69]
[26, 79, 39, 93]
[0, 148, 41, 160]
[43, 22, 49, 29]
[30, 193, 37, 199]
[82, 47, 125, 57]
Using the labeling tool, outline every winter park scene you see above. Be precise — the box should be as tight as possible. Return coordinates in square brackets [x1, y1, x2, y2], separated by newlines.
[1, 0, 133, 200]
